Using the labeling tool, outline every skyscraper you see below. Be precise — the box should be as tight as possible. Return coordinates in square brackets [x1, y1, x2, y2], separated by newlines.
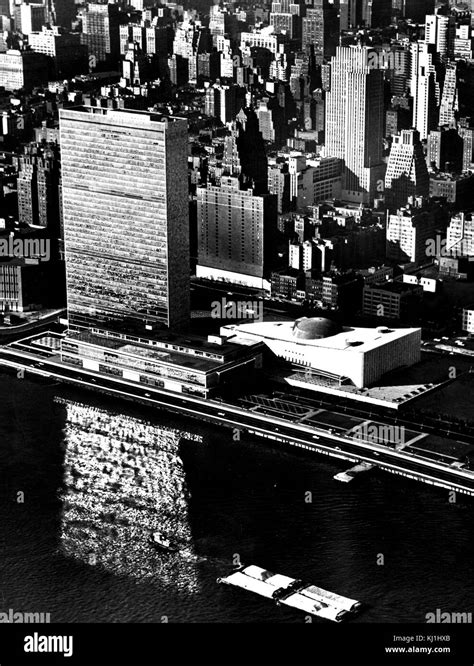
[384, 129, 429, 211]
[425, 13, 455, 60]
[325, 45, 384, 204]
[302, 3, 324, 64]
[439, 63, 458, 127]
[409, 42, 439, 140]
[81, 2, 120, 66]
[59, 107, 190, 331]
[402, 0, 435, 23]
[339, 0, 357, 29]
[222, 107, 268, 194]
[17, 142, 61, 229]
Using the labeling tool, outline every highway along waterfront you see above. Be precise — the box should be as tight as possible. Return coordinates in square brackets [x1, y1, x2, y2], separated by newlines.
[1, 342, 474, 497]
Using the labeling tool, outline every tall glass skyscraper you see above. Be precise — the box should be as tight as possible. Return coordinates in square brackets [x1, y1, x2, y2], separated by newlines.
[59, 107, 190, 332]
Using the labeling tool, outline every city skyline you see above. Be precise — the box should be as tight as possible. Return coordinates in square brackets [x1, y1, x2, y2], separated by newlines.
[0, 0, 474, 661]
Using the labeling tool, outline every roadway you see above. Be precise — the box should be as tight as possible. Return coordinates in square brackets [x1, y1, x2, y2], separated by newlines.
[1, 346, 474, 496]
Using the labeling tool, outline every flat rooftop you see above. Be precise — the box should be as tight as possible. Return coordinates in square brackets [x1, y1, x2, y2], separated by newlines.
[364, 281, 422, 294]
[222, 321, 420, 354]
[60, 106, 186, 127]
[65, 330, 232, 373]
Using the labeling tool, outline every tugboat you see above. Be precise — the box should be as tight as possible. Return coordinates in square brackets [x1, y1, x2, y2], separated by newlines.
[149, 532, 178, 553]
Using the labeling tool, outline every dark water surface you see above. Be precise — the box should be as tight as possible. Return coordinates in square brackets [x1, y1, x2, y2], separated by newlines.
[0, 375, 473, 623]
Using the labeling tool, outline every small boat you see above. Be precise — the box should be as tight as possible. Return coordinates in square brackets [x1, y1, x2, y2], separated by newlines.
[149, 532, 178, 553]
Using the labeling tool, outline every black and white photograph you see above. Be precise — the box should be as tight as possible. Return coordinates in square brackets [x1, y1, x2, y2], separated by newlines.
[0, 0, 473, 664]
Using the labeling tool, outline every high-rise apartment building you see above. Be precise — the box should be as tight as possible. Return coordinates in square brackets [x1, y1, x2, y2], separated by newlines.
[384, 129, 429, 211]
[325, 45, 385, 204]
[59, 107, 190, 331]
[196, 176, 277, 289]
[386, 206, 436, 264]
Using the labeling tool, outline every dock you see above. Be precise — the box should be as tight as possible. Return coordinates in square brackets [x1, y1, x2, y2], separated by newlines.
[217, 565, 362, 622]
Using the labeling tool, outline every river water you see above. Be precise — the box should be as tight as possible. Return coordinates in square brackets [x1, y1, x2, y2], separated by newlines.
[0, 374, 473, 623]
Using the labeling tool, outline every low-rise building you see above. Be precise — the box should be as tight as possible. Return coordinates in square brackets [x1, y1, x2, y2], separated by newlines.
[362, 281, 424, 321]
[60, 329, 263, 398]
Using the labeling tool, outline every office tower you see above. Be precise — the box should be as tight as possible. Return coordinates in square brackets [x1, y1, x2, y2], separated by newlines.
[325, 45, 384, 204]
[120, 24, 145, 55]
[0, 0, 12, 17]
[216, 36, 233, 78]
[256, 96, 286, 146]
[45, 0, 76, 29]
[168, 54, 188, 86]
[270, 0, 299, 39]
[81, 2, 120, 66]
[339, 0, 357, 29]
[204, 83, 245, 125]
[409, 42, 439, 140]
[16, 3, 45, 35]
[28, 27, 88, 79]
[121, 42, 150, 86]
[425, 13, 454, 59]
[439, 63, 458, 127]
[384, 130, 429, 211]
[17, 142, 60, 229]
[0, 49, 48, 91]
[222, 107, 268, 194]
[386, 206, 436, 263]
[196, 176, 277, 289]
[447, 212, 474, 256]
[268, 159, 291, 213]
[208, 4, 237, 45]
[302, 3, 324, 64]
[402, 0, 435, 23]
[453, 23, 473, 60]
[59, 107, 190, 331]
[173, 18, 211, 83]
[367, 0, 391, 27]
[427, 126, 463, 171]
[459, 121, 474, 170]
